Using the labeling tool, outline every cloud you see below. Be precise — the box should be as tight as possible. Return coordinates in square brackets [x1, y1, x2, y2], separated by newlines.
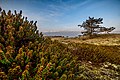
[1, 0, 120, 32]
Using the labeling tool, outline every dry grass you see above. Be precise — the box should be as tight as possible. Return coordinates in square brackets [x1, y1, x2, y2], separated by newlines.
[50, 34, 120, 64]
[51, 34, 120, 46]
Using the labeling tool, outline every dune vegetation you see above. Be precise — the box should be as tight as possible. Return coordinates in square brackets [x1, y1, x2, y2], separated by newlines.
[0, 9, 120, 80]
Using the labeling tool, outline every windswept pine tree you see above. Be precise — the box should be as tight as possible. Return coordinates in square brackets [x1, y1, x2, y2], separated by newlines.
[78, 17, 115, 36]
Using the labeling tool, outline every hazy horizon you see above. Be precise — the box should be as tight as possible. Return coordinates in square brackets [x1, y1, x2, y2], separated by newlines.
[0, 0, 120, 32]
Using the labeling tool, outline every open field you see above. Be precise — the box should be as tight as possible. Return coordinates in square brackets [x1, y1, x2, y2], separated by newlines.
[51, 34, 120, 65]
[51, 34, 120, 46]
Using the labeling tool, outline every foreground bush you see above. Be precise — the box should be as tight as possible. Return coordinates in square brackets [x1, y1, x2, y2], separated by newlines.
[0, 8, 80, 80]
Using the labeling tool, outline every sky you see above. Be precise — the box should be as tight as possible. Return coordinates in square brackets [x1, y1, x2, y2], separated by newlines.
[0, 0, 120, 32]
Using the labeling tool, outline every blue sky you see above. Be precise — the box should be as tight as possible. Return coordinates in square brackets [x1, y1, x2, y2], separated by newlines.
[0, 0, 120, 32]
